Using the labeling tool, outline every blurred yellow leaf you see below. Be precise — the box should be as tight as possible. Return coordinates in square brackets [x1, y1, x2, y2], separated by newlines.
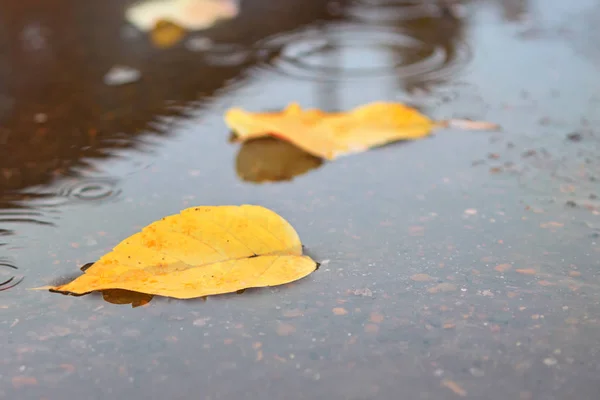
[37, 205, 317, 299]
[126, 0, 239, 32]
[226, 102, 499, 160]
[150, 19, 186, 49]
[225, 102, 437, 160]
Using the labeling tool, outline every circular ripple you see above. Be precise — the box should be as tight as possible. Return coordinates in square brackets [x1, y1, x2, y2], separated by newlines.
[0, 259, 24, 292]
[254, 22, 470, 82]
[204, 43, 253, 67]
[344, 0, 457, 22]
[57, 178, 121, 203]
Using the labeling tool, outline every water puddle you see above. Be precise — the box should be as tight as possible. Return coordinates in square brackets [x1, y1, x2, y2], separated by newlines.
[0, 177, 122, 240]
[2, 0, 600, 397]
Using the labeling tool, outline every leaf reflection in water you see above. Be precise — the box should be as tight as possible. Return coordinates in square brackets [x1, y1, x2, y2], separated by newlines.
[101, 289, 154, 308]
[235, 137, 324, 183]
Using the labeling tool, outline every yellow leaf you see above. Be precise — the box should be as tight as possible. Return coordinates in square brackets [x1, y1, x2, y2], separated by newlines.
[225, 102, 437, 160]
[38, 205, 318, 299]
[150, 19, 187, 49]
[126, 0, 239, 32]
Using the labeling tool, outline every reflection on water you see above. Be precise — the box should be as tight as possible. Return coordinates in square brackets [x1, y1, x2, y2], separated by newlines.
[0, 0, 340, 237]
[101, 289, 154, 308]
[235, 137, 324, 183]
[0, 0, 467, 294]
[49, 261, 154, 307]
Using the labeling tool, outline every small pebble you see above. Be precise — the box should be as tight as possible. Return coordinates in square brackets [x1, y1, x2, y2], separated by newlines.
[103, 65, 141, 86]
[351, 288, 373, 297]
[543, 357, 557, 366]
[34, 113, 47, 123]
[185, 36, 213, 52]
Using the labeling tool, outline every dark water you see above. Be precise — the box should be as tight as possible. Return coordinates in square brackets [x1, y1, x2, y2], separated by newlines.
[1, 0, 600, 398]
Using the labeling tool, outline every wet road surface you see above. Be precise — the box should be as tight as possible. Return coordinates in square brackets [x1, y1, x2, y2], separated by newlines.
[1, 0, 600, 398]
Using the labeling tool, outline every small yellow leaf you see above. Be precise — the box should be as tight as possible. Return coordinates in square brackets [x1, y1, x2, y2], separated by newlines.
[150, 19, 186, 49]
[225, 102, 437, 160]
[126, 0, 239, 32]
[38, 205, 318, 299]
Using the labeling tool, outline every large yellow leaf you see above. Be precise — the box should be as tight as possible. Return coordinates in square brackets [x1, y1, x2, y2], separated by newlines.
[225, 102, 438, 160]
[38, 205, 318, 299]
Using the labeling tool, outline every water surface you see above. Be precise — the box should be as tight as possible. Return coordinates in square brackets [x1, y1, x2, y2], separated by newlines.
[1, 0, 600, 399]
